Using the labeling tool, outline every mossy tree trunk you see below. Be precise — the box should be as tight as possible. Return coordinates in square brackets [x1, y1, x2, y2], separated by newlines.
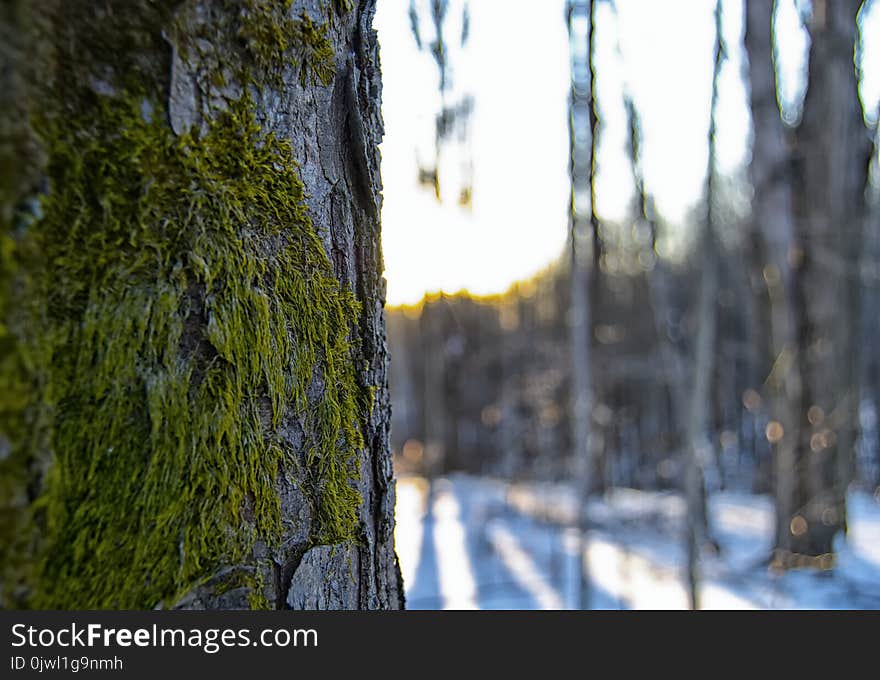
[0, 0, 403, 610]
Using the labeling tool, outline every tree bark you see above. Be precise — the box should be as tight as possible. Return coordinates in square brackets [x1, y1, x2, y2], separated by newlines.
[0, 0, 402, 610]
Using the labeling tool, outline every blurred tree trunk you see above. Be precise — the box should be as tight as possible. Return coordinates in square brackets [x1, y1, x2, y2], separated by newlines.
[744, 0, 804, 558]
[0, 0, 402, 609]
[680, 0, 725, 610]
[422, 300, 447, 480]
[869, 124, 880, 491]
[787, 0, 871, 558]
[567, 0, 595, 610]
[499, 296, 523, 479]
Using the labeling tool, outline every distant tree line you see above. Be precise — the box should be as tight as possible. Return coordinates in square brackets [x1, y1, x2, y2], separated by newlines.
[387, 0, 880, 573]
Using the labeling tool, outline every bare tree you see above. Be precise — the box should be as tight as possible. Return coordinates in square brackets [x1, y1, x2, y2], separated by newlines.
[745, 0, 804, 561]
[677, 0, 725, 610]
[408, 0, 474, 205]
[422, 298, 448, 482]
[566, 0, 596, 610]
[866, 116, 880, 490]
[785, 0, 872, 559]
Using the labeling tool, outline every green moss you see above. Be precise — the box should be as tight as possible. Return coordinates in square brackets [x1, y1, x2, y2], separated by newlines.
[238, 1, 336, 87]
[332, 0, 354, 16]
[0, 0, 56, 610]
[11, 91, 364, 609]
[0, 1, 367, 609]
[291, 15, 336, 87]
[246, 567, 271, 610]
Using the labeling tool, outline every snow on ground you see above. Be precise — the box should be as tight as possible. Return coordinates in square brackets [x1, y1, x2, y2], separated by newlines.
[394, 474, 880, 609]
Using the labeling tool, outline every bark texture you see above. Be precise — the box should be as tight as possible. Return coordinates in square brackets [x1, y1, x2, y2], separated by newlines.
[0, 0, 403, 610]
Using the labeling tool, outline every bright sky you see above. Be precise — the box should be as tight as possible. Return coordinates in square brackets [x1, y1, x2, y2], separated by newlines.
[375, 0, 880, 306]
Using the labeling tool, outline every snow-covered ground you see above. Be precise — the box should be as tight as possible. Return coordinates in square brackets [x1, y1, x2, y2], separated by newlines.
[394, 474, 880, 609]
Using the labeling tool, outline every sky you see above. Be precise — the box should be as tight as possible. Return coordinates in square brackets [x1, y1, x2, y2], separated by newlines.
[374, 0, 880, 307]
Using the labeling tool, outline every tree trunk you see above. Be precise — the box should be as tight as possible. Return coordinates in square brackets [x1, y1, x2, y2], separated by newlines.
[869, 125, 880, 491]
[421, 299, 447, 479]
[744, 0, 804, 559]
[567, 0, 595, 610]
[788, 0, 871, 558]
[0, 0, 402, 610]
[680, 0, 725, 610]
